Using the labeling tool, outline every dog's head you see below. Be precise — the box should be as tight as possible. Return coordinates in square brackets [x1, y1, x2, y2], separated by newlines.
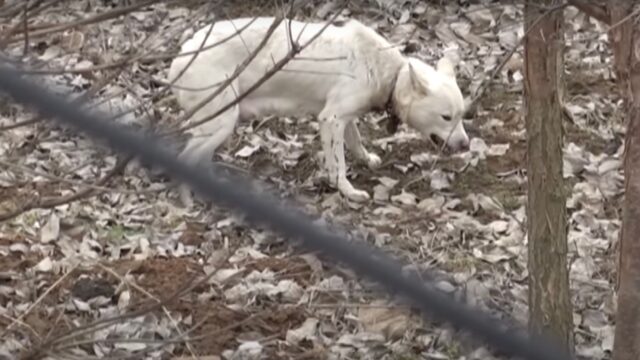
[393, 56, 470, 152]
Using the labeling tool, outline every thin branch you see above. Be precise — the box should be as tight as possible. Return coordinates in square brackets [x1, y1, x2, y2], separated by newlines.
[22, 0, 31, 56]
[141, 16, 259, 63]
[17, 9, 251, 75]
[567, 0, 610, 25]
[0, 2, 209, 130]
[28, 244, 242, 359]
[0, 68, 123, 131]
[170, 15, 286, 129]
[164, 16, 219, 95]
[464, 2, 568, 118]
[607, 4, 640, 32]
[0, 158, 153, 195]
[0, 155, 132, 222]
[171, 1, 348, 136]
[96, 264, 199, 358]
[0, 0, 62, 47]
[0, 264, 78, 337]
[1, 0, 166, 46]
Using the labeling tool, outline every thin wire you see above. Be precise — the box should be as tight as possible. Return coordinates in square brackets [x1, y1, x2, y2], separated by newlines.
[0, 65, 573, 360]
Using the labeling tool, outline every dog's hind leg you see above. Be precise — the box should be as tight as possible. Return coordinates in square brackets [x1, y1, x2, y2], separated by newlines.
[345, 120, 381, 169]
[176, 94, 239, 207]
[319, 114, 370, 202]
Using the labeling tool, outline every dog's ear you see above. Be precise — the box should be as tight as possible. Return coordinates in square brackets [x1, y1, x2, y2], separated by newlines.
[408, 63, 429, 96]
[436, 57, 457, 78]
[438, 44, 461, 79]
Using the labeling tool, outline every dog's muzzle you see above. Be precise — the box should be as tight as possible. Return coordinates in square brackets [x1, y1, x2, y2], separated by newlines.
[430, 134, 469, 152]
[430, 134, 445, 147]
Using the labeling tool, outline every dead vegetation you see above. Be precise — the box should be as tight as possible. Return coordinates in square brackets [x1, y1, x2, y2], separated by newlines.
[0, 1, 624, 359]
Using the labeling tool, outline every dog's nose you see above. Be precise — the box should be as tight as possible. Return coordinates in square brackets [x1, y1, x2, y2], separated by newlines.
[456, 137, 470, 151]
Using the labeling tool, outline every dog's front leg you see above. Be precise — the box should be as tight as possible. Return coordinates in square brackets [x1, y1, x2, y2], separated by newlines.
[320, 115, 370, 202]
[345, 120, 381, 169]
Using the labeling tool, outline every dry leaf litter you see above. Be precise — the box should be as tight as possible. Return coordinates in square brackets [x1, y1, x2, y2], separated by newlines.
[0, 1, 622, 359]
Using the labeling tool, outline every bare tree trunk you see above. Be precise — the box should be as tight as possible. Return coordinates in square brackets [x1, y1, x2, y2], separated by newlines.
[611, 2, 640, 360]
[523, 1, 574, 354]
[608, 2, 632, 100]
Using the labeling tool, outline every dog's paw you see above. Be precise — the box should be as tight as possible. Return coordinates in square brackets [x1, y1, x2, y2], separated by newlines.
[336, 178, 370, 202]
[365, 152, 382, 169]
[179, 185, 195, 208]
[342, 187, 370, 202]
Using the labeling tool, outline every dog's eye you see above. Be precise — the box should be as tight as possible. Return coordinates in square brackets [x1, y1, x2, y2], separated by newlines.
[442, 115, 452, 122]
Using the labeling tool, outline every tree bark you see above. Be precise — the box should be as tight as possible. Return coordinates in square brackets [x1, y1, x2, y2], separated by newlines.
[608, 2, 633, 101]
[611, 3, 640, 360]
[523, 1, 574, 354]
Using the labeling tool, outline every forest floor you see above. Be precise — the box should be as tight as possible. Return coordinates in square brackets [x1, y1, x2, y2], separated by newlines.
[0, 1, 623, 359]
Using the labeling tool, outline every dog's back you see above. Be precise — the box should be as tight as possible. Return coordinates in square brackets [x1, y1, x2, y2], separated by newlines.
[168, 17, 403, 119]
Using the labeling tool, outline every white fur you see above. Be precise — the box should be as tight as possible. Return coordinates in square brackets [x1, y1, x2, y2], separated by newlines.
[168, 17, 470, 205]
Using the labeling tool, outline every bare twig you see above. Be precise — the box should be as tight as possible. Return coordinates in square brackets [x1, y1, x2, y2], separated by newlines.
[0, 264, 78, 338]
[21, 0, 30, 56]
[463, 2, 568, 118]
[48, 311, 258, 357]
[567, 0, 610, 24]
[0, 157, 158, 195]
[171, 2, 347, 135]
[0, 155, 132, 222]
[158, 18, 261, 59]
[166, 17, 219, 95]
[171, 16, 286, 129]
[1, 0, 166, 45]
[0, 1, 209, 131]
[0, 0, 62, 47]
[15, 3, 230, 75]
[65, 13, 254, 129]
[606, 4, 640, 32]
[96, 264, 199, 358]
[29, 244, 242, 359]
[0, 68, 123, 131]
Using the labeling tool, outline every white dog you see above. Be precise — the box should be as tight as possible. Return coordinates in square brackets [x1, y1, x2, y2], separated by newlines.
[168, 17, 470, 205]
